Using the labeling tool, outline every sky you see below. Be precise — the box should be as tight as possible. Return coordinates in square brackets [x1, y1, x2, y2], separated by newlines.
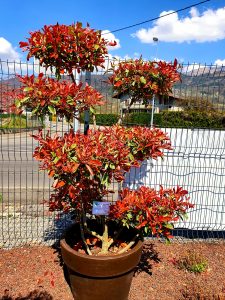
[0, 0, 225, 66]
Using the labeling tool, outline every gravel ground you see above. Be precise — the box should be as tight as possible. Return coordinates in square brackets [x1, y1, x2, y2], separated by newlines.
[1, 205, 225, 299]
[0, 241, 225, 300]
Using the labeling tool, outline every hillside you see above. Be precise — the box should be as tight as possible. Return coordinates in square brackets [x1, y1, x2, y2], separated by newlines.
[1, 66, 224, 113]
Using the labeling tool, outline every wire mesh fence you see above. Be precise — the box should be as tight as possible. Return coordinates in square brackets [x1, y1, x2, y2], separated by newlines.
[0, 58, 225, 248]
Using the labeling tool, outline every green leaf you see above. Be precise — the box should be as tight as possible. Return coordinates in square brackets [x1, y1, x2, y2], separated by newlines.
[94, 44, 99, 50]
[140, 76, 146, 84]
[110, 163, 115, 169]
[164, 223, 174, 229]
[90, 106, 95, 114]
[127, 212, 132, 220]
[165, 238, 171, 245]
[144, 227, 148, 234]
[48, 105, 56, 115]
[101, 173, 110, 187]
[53, 156, 60, 164]
[15, 99, 21, 108]
[31, 105, 40, 115]
[71, 156, 78, 162]
[20, 96, 30, 103]
[128, 153, 134, 161]
[23, 87, 33, 92]
[104, 163, 109, 170]
[50, 99, 60, 104]
[51, 152, 56, 158]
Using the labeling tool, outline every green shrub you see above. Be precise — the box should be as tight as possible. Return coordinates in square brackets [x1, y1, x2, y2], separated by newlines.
[175, 250, 208, 274]
[123, 112, 152, 126]
[80, 113, 119, 126]
[0, 113, 26, 119]
[122, 111, 225, 129]
[0, 115, 27, 129]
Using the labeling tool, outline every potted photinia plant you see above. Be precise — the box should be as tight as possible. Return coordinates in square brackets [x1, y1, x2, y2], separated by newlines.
[11, 22, 193, 300]
[108, 57, 180, 108]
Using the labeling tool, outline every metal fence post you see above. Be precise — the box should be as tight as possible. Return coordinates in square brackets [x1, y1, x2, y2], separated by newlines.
[73, 71, 80, 133]
[84, 71, 91, 134]
[150, 95, 155, 128]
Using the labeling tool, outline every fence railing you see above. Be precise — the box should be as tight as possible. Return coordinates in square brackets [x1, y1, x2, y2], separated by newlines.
[0, 59, 225, 248]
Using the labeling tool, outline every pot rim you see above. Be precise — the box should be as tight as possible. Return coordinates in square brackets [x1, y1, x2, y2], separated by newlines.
[60, 238, 143, 260]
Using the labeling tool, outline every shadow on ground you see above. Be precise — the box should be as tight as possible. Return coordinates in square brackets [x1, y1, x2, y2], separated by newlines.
[134, 242, 160, 276]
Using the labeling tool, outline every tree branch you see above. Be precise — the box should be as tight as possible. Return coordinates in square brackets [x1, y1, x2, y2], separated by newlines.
[118, 233, 140, 254]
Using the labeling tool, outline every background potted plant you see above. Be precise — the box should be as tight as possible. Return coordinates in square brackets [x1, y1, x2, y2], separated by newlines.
[11, 22, 194, 300]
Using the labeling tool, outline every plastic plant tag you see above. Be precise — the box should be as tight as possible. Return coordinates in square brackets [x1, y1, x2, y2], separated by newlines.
[92, 201, 110, 216]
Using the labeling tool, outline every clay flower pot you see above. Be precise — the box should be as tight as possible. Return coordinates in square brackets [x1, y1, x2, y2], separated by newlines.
[60, 223, 143, 300]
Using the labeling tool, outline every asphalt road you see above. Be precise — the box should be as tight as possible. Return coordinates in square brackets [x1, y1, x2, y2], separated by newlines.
[0, 128, 58, 203]
[0, 121, 90, 203]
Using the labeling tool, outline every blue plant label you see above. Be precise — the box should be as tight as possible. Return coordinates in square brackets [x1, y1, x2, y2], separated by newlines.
[92, 201, 110, 216]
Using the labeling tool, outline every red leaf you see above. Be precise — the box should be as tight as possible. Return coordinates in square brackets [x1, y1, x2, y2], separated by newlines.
[48, 170, 55, 177]
[108, 41, 117, 46]
[88, 160, 102, 167]
[50, 279, 55, 287]
[69, 185, 76, 199]
[19, 41, 29, 48]
[85, 164, 94, 176]
[53, 179, 66, 188]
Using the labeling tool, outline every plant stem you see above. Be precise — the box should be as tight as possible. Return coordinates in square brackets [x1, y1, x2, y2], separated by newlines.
[79, 210, 92, 255]
[79, 221, 92, 255]
[100, 223, 110, 254]
[118, 233, 140, 254]
[85, 228, 103, 241]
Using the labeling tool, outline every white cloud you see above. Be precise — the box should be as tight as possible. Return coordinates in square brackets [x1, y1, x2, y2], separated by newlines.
[0, 37, 35, 75]
[181, 63, 205, 73]
[101, 30, 121, 50]
[0, 37, 20, 61]
[133, 7, 225, 43]
[214, 59, 225, 65]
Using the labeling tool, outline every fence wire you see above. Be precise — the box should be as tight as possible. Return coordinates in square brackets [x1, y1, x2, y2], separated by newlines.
[0, 58, 225, 248]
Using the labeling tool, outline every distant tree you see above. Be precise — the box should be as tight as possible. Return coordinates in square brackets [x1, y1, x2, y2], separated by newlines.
[181, 96, 216, 113]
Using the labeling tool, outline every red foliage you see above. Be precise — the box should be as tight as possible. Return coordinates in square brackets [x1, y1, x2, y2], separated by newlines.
[20, 22, 116, 77]
[12, 73, 104, 120]
[110, 186, 194, 239]
[109, 57, 180, 106]
[32, 125, 172, 212]
[16, 22, 193, 246]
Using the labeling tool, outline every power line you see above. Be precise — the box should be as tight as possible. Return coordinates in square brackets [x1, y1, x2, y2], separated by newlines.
[102, 0, 211, 35]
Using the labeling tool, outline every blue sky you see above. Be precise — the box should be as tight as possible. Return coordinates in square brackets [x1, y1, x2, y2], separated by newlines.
[0, 0, 224, 66]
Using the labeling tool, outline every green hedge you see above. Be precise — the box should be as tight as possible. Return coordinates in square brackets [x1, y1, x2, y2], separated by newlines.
[80, 113, 119, 126]
[0, 113, 26, 119]
[123, 111, 225, 129]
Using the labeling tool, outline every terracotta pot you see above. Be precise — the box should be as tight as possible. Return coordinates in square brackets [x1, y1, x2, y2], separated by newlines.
[60, 222, 143, 300]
